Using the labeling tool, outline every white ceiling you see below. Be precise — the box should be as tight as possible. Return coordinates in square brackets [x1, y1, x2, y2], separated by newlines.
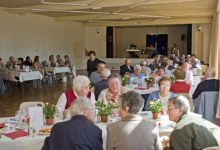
[0, 0, 217, 26]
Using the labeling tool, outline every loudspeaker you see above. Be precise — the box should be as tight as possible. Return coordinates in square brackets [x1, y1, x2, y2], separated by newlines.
[181, 34, 186, 41]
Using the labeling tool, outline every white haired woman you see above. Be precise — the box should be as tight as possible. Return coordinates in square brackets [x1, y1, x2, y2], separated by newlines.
[43, 97, 103, 150]
[98, 73, 127, 107]
[162, 95, 219, 150]
[56, 75, 96, 117]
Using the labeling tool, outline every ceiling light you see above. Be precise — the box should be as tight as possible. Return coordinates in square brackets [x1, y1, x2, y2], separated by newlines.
[92, 6, 102, 10]
[41, 0, 88, 6]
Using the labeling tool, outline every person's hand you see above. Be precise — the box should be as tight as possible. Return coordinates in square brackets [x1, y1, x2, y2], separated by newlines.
[161, 136, 170, 149]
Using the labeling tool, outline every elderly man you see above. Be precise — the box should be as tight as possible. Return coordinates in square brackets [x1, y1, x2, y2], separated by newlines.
[120, 58, 134, 76]
[94, 68, 111, 100]
[107, 91, 163, 150]
[162, 95, 219, 150]
[193, 67, 220, 125]
[56, 75, 96, 116]
[42, 98, 103, 150]
[90, 63, 106, 85]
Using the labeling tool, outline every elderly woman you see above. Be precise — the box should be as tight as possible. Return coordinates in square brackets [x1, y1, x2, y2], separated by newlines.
[107, 91, 163, 150]
[98, 73, 127, 106]
[170, 67, 190, 93]
[43, 98, 103, 150]
[146, 76, 176, 111]
[162, 95, 219, 150]
[129, 64, 145, 79]
[56, 75, 96, 116]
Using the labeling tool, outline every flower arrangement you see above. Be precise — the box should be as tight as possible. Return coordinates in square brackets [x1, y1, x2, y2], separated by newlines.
[95, 101, 113, 116]
[149, 100, 163, 113]
[122, 76, 129, 86]
[145, 77, 154, 84]
[43, 102, 56, 119]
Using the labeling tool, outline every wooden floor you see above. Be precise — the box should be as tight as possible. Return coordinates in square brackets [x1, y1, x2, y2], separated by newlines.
[0, 78, 73, 117]
[0, 69, 119, 117]
[0, 69, 89, 117]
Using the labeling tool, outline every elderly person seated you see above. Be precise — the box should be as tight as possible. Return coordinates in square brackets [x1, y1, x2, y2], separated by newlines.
[193, 67, 220, 125]
[152, 66, 168, 78]
[42, 97, 103, 150]
[6, 56, 16, 69]
[98, 73, 127, 107]
[120, 58, 134, 77]
[146, 76, 176, 111]
[162, 95, 219, 150]
[160, 59, 173, 77]
[48, 55, 56, 67]
[90, 63, 106, 85]
[140, 59, 151, 76]
[129, 64, 145, 85]
[170, 67, 190, 93]
[107, 91, 162, 150]
[129, 64, 145, 79]
[94, 68, 111, 100]
[56, 75, 96, 117]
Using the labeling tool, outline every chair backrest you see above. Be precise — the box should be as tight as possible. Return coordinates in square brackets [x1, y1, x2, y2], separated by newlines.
[194, 91, 220, 125]
[19, 101, 45, 110]
[7, 70, 18, 82]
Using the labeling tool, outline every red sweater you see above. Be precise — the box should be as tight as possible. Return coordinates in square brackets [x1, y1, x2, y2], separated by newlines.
[65, 89, 91, 109]
[170, 81, 190, 93]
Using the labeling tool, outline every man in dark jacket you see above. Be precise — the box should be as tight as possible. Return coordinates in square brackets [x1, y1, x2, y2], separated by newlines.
[42, 97, 103, 150]
[120, 58, 134, 77]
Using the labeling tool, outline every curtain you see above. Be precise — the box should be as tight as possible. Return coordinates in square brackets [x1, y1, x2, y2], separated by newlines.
[209, 0, 220, 79]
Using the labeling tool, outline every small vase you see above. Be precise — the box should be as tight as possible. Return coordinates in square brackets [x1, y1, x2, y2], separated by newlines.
[46, 118, 54, 125]
[100, 115, 108, 122]
[152, 112, 160, 119]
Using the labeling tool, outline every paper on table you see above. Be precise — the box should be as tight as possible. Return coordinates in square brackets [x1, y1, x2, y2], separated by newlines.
[28, 106, 44, 129]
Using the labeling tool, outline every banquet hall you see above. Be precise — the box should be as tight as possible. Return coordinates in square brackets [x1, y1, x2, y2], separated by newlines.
[0, 0, 220, 150]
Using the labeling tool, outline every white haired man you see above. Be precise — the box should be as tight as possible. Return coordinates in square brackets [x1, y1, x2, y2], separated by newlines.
[56, 75, 96, 117]
[162, 95, 219, 149]
[42, 98, 103, 150]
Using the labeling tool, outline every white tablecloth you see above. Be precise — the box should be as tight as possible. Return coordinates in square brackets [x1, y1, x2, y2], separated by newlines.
[46, 67, 71, 74]
[13, 71, 43, 82]
[0, 113, 173, 150]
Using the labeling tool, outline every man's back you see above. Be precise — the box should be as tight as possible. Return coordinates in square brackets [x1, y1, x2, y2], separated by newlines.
[42, 115, 103, 150]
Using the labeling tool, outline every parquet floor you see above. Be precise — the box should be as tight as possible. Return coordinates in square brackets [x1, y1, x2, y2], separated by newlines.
[0, 69, 119, 117]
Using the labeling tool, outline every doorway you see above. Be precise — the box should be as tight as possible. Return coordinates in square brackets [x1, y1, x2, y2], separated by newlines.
[146, 34, 168, 57]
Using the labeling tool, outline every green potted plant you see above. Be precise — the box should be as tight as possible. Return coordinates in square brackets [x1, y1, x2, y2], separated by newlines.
[122, 76, 129, 86]
[43, 102, 56, 125]
[145, 77, 154, 89]
[149, 100, 163, 119]
[95, 101, 113, 122]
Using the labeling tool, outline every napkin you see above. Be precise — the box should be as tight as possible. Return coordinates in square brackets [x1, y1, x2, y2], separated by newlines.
[4, 130, 28, 139]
